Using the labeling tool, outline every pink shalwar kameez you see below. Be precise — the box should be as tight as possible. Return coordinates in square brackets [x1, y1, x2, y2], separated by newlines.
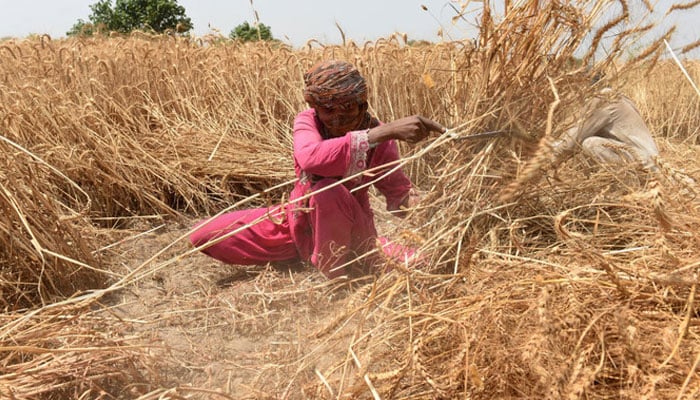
[190, 108, 412, 279]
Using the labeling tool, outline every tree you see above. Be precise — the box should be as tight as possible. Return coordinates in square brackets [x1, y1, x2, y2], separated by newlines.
[68, 0, 192, 36]
[229, 21, 274, 42]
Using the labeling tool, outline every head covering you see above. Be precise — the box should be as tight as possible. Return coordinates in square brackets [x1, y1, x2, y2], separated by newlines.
[303, 60, 368, 108]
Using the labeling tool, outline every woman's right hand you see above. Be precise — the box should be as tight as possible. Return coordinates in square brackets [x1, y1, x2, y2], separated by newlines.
[368, 115, 446, 145]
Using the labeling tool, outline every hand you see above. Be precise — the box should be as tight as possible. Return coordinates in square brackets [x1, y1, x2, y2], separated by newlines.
[394, 188, 423, 218]
[369, 115, 446, 145]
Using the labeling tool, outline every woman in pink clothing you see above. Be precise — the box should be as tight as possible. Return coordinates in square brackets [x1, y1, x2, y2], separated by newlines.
[190, 60, 446, 279]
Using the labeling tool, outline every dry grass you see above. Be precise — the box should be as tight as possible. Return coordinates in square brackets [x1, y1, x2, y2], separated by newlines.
[0, 302, 159, 399]
[1, 0, 700, 398]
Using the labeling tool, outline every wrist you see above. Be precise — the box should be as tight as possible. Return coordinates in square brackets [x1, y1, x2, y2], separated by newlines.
[367, 128, 378, 148]
[367, 125, 390, 147]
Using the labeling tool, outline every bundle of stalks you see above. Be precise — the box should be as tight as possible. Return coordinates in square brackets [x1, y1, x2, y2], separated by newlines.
[0, 136, 104, 308]
[417, 0, 697, 259]
[0, 302, 158, 399]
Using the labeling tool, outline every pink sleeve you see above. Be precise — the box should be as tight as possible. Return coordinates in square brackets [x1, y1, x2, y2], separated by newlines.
[293, 109, 371, 178]
[371, 140, 412, 212]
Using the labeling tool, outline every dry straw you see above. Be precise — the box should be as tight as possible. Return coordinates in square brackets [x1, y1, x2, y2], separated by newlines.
[1, 0, 700, 398]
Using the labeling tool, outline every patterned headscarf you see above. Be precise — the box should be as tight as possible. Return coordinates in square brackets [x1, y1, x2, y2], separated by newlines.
[303, 60, 368, 108]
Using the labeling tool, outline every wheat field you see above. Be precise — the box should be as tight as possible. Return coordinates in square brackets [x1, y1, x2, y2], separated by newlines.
[1, 0, 700, 398]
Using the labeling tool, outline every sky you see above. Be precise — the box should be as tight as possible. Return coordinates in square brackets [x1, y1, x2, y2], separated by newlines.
[0, 0, 698, 57]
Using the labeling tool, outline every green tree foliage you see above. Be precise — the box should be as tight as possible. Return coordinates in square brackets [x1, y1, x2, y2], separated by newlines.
[68, 0, 192, 36]
[229, 21, 274, 42]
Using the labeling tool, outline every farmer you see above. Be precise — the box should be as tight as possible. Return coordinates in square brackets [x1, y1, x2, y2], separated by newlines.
[550, 89, 660, 172]
[190, 60, 446, 279]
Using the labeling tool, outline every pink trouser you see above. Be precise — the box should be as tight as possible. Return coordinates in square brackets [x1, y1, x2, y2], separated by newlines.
[190, 180, 416, 279]
[190, 180, 378, 279]
[189, 207, 298, 265]
[304, 178, 378, 278]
